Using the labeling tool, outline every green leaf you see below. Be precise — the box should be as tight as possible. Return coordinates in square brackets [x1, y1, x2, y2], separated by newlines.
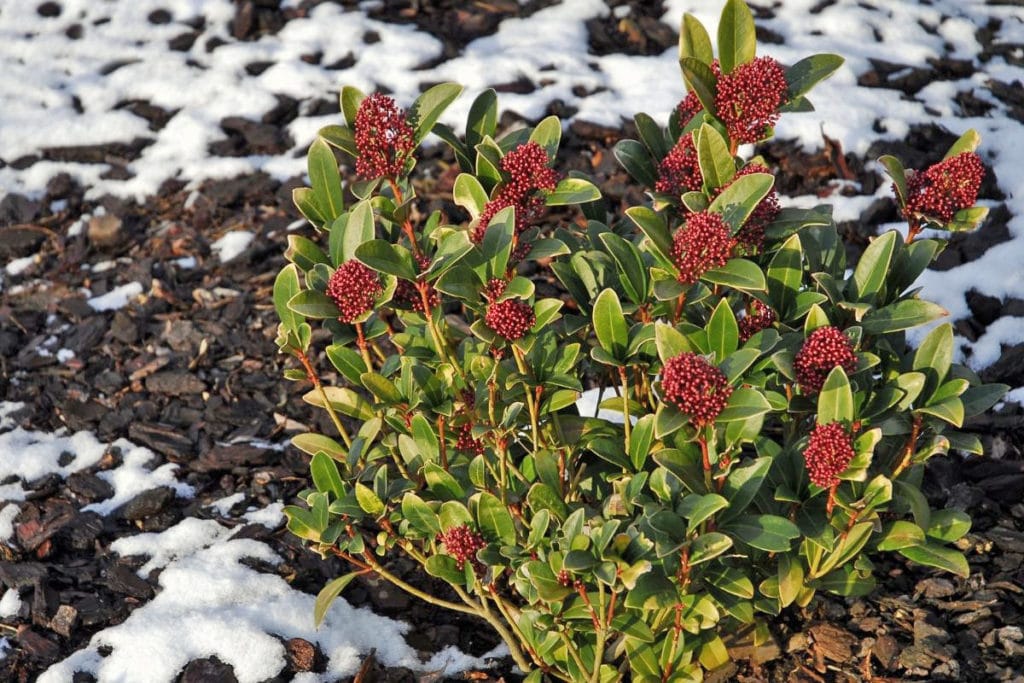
[707, 298, 740, 363]
[625, 571, 678, 610]
[778, 555, 805, 607]
[310, 453, 344, 498]
[274, 264, 303, 337]
[360, 372, 402, 404]
[947, 206, 989, 232]
[593, 288, 628, 358]
[679, 493, 729, 529]
[725, 515, 800, 552]
[293, 187, 328, 228]
[679, 13, 714, 66]
[304, 386, 375, 421]
[817, 366, 853, 424]
[466, 89, 498, 149]
[402, 493, 441, 535]
[340, 86, 365, 127]
[453, 173, 488, 217]
[326, 344, 367, 385]
[654, 404, 687, 439]
[899, 543, 970, 578]
[286, 235, 329, 272]
[655, 322, 691, 361]
[721, 456, 771, 520]
[943, 128, 981, 160]
[546, 177, 602, 206]
[634, 112, 669, 160]
[308, 138, 344, 222]
[961, 383, 1008, 417]
[355, 239, 417, 281]
[703, 258, 767, 291]
[913, 322, 953, 401]
[861, 299, 948, 334]
[318, 123, 357, 159]
[424, 463, 465, 500]
[879, 155, 908, 206]
[526, 238, 571, 261]
[629, 414, 656, 470]
[527, 561, 574, 602]
[614, 139, 657, 188]
[916, 398, 964, 427]
[717, 0, 756, 73]
[678, 57, 718, 117]
[851, 230, 897, 304]
[425, 554, 468, 585]
[767, 233, 802, 319]
[696, 123, 735, 190]
[626, 206, 673, 266]
[704, 565, 755, 599]
[877, 520, 926, 551]
[410, 82, 463, 144]
[292, 433, 346, 461]
[927, 509, 971, 542]
[599, 232, 648, 306]
[343, 201, 376, 263]
[690, 532, 733, 565]
[288, 290, 340, 319]
[785, 54, 844, 99]
[528, 115, 561, 160]
[354, 482, 385, 516]
[480, 205, 515, 276]
[716, 388, 772, 422]
[477, 492, 516, 545]
[314, 572, 359, 627]
[526, 483, 568, 521]
[708, 172, 774, 234]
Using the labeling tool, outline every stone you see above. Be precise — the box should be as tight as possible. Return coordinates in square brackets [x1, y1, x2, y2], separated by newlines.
[87, 214, 123, 248]
[809, 622, 858, 663]
[104, 564, 155, 600]
[66, 471, 114, 501]
[117, 486, 175, 520]
[873, 634, 900, 670]
[179, 657, 238, 683]
[0, 561, 48, 589]
[916, 577, 957, 599]
[285, 637, 320, 672]
[145, 371, 206, 395]
[50, 604, 78, 638]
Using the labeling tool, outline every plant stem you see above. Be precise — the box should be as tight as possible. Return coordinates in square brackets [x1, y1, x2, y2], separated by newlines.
[512, 345, 542, 452]
[892, 413, 923, 478]
[354, 322, 374, 371]
[905, 216, 922, 244]
[296, 350, 352, 448]
[698, 435, 712, 491]
[618, 367, 632, 450]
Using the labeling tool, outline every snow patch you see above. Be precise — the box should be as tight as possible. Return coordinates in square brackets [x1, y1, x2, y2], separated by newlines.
[86, 282, 144, 312]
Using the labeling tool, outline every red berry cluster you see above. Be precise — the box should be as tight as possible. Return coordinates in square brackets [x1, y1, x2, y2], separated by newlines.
[655, 133, 702, 197]
[714, 56, 788, 145]
[455, 423, 485, 455]
[556, 569, 571, 587]
[473, 142, 559, 243]
[671, 211, 736, 285]
[437, 525, 486, 571]
[803, 421, 855, 488]
[794, 326, 857, 394]
[661, 353, 733, 427]
[727, 164, 781, 252]
[485, 300, 535, 341]
[353, 93, 415, 180]
[326, 261, 383, 323]
[676, 61, 721, 126]
[394, 254, 439, 312]
[904, 152, 985, 223]
[738, 300, 776, 342]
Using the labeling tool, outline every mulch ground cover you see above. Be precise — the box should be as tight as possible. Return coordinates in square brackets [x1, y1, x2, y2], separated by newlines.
[2, 1, 1024, 681]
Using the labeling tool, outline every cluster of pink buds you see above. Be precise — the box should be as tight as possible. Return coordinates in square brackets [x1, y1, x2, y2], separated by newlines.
[437, 524, 486, 571]
[455, 423, 485, 455]
[671, 212, 736, 285]
[904, 152, 985, 223]
[473, 142, 559, 244]
[326, 261, 383, 323]
[804, 421, 856, 488]
[715, 56, 788, 144]
[655, 133, 702, 197]
[794, 326, 857, 394]
[676, 61, 722, 126]
[394, 254, 438, 312]
[483, 279, 535, 341]
[661, 352, 733, 426]
[353, 93, 415, 180]
[738, 300, 776, 342]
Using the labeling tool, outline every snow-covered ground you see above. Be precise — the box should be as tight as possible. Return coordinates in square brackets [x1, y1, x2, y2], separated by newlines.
[2, 0, 1023, 679]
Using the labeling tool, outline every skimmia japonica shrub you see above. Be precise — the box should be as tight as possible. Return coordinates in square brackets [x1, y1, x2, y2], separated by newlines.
[274, 1, 1007, 680]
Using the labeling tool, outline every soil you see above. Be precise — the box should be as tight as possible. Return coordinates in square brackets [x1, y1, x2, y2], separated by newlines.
[2, 1, 1024, 682]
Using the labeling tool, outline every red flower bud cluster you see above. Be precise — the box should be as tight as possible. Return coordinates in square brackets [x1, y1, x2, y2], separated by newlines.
[473, 142, 559, 244]
[714, 56, 788, 145]
[661, 352, 733, 427]
[671, 211, 736, 285]
[557, 569, 572, 587]
[455, 423, 485, 455]
[904, 152, 984, 223]
[326, 261, 383, 323]
[794, 326, 857, 394]
[485, 299, 535, 341]
[394, 254, 438, 312]
[738, 300, 776, 342]
[728, 164, 780, 252]
[655, 133, 702, 197]
[437, 525, 486, 571]
[354, 93, 415, 180]
[803, 421, 855, 488]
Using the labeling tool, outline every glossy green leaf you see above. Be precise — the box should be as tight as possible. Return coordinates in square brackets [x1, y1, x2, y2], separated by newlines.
[614, 139, 658, 188]
[851, 230, 897, 304]
[707, 298, 740, 363]
[310, 452, 344, 498]
[355, 239, 417, 281]
[817, 366, 853, 425]
[424, 463, 465, 500]
[314, 572, 359, 627]
[679, 57, 718, 116]
[716, 387, 772, 422]
[546, 177, 602, 206]
[690, 532, 733, 565]
[696, 123, 735, 190]
[718, 0, 756, 73]
[926, 509, 971, 542]
[861, 299, 948, 334]
[411, 82, 463, 144]
[477, 491, 517, 545]
[707, 172, 773, 234]
[943, 128, 981, 160]
[877, 520, 926, 551]
[593, 288, 628, 358]
[785, 53, 844, 99]
[725, 515, 800, 552]
[288, 290, 340, 319]
[354, 482, 385, 516]
[308, 138, 344, 221]
[703, 258, 767, 291]
[528, 115, 561, 160]
[767, 233, 802, 318]
[899, 543, 970, 578]
[879, 155, 907, 206]
[402, 493, 441, 535]
[600, 232, 648, 306]
[679, 13, 714, 67]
